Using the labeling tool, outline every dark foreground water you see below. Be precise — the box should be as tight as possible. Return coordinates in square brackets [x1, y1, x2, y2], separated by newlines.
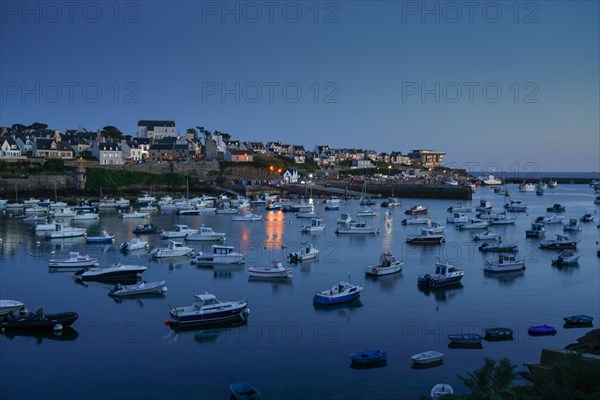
[1, 184, 599, 399]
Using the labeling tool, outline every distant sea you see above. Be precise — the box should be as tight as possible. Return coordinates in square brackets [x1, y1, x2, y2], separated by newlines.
[474, 171, 600, 180]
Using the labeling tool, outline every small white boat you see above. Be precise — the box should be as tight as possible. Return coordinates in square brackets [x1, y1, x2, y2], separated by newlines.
[52, 207, 76, 218]
[475, 199, 493, 212]
[563, 218, 582, 232]
[519, 183, 536, 192]
[484, 254, 526, 273]
[120, 238, 149, 252]
[444, 179, 459, 186]
[540, 234, 579, 250]
[447, 212, 469, 224]
[535, 213, 564, 225]
[365, 252, 403, 276]
[337, 213, 354, 225]
[108, 281, 167, 297]
[119, 210, 149, 219]
[447, 203, 471, 213]
[335, 221, 379, 235]
[115, 198, 130, 208]
[136, 193, 156, 204]
[288, 243, 319, 262]
[34, 220, 59, 232]
[401, 216, 431, 225]
[473, 231, 501, 241]
[456, 218, 490, 230]
[301, 218, 325, 233]
[505, 200, 528, 212]
[551, 249, 581, 265]
[248, 261, 293, 278]
[161, 224, 198, 239]
[232, 213, 263, 221]
[72, 210, 100, 220]
[581, 212, 596, 222]
[167, 293, 249, 327]
[486, 212, 516, 225]
[191, 245, 245, 265]
[481, 175, 501, 185]
[411, 351, 443, 365]
[215, 204, 239, 214]
[96, 198, 117, 208]
[45, 223, 87, 239]
[422, 222, 444, 234]
[76, 263, 148, 280]
[151, 241, 194, 258]
[48, 252, 99, 268]
[139, 205, 158, 212]
[86, 230, 115, 243]
[526, 222, 546, 238]
[431, 383, 454, 399]
[356, 208, 376, 217]
[185, 225, 226, 241]
[0, 300, 25, 317]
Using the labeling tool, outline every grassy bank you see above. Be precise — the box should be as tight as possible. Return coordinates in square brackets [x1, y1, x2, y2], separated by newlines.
[85, 168, 188, 190]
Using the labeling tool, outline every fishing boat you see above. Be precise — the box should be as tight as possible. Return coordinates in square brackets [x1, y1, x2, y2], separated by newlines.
[448, 333, 483, 345]
[115, 198, 130, 208]
[192, 245, 245, 265]
[45, 223, 87, 239]
[380, 198, 401, 208]
[350, 349, 387, 366]
[487, 212, 516, 225]
[401, 216, 430, 225]
[563, 315, 593, 326]
[48, 252, 99, 268]
[288, 243, 319, 262]
[108, 280, 167, 297]
[547, 204, 566, 213]
[484, 254, 526, 273]
[405, 204, 428, 215]
[365, 252, 403, 276]
[248, 261, 293, 278]
[484, 327, 513, 341]
[519, 183, 536, 192]
[548, 180, 558, 189]
[232, 213, 263, 221]
[336, 213, 354, 225]
[431, 384, 454, 399]
[301, 218, 325, 233]
[417, 258, 464, 288]
[85, 230, 115, 244]
[411, 351, 443, 365]
[151, 241, 194, 258]
[133, 224, 162, 234]
[472, 231, 501, 241]
[215, 204, 238, 214]
[161, 224, 198, 239]
[525, 222, 546, 238]
[75, 263, 148, 281]
[136, 193, 156, 204]
[52, 207, 76, 218]
[446, 212, 469, 224]
[166, 293, 249, 327]
[120, 238, 149, 252]
[540, 234, 579, 250]
[0, 300, 25, 317]
[563, 218, 582, 232]
[528, 325, 557, 336]
[357, 208, 376, 217]
[185, 225, 226, 241]
[447, 203, 471, 213]
[119, 210, 149, 219]
[229, 383, 261, 400]
[33, 220, 59, 232]
[478, 242, 518, 253]
[505, 200, 528, 212]
[580, 212, 596, 223]
[422, 222, 445, 234]
[72, 210, 100, 220]
[475, 199, 493, 212]
[406, 230, 445, 244]
[535, 213, 565, 224]
[456, 218, 490, 230]
[335, 221, 379, 235]
[313, 281, 363, 305]
[1, 308, 78, 331]
[324, 197, 341, 210]
[551, 249, 581, 265]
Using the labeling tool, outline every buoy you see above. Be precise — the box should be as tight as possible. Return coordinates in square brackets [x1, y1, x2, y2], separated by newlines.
[162, 286, 168, 292]
[53, 323, 63, 331]
[164, 319, 171, 326]
[50, 250, 56, 255]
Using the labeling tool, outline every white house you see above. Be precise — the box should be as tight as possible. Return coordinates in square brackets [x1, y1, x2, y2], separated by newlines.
[0, 137, 24, 159]
[282, 168, 299, 184]
[137, 120, 176, 141]
[121, 140, 144, 162]
[92, 141, 123, 165]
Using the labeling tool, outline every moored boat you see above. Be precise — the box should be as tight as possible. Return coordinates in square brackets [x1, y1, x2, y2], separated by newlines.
[108, 281, 167, 297]
[72, 210, 100, 220]
[563, 218, 582, 232]
[185, 225, 226, 241]
[483, 254, 525, 273]
[120, 238, 149, 252]
[313, 281, 363, 305]
[405, 204, 428, 215]
[547, 203, 565, 213]
[1, 308, 78, 331]
[365, 252, 403, 276]
[166, 293, 249, 327]
[301, 217, 325, 233]
[540, 234, 579, 250]
[478, 242, 518, 253]
[417, 258, 464, 288]
[229, 383, 261, 400]
[85, 230, 115, 244]
[447, 333, 483, 345]
[151, 241, 194, 258]
[0, 300, 25, 317]
[288, 243, 319, 262]
[75, 263, 148, 281]
[406, 230, 445, 245]
[401, 216, 430, 225]
[232, 213, 263, 221]
[456, 218, 490, 230]
[335, 221, 379, 235]
[45, 223, 87, 239]
[525, 222, 546, 238]
[528, 325, 557, 336]
[119, 210, 149, 219]
[472, 231, 501, 241]
[161, 224, 198, 239]
[447, 203, 471, 213]
[350, 349, 387, 366]
[133, 224, 162, 234]
[484, 327, 513, 341]
[192, 245, 245, 265]
[551, 249, 581, 265]
[563, 315, 593, 326]
[411, 350, 443, 365]
[248, 261, 293, 278]
[48, 252, 99, 268]
[431, 383, 454, 399]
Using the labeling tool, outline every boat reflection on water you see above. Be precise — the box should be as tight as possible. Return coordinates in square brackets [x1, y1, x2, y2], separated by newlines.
[447, 342, 483, 350]
[148, 258, 185, 270]
[418, 284, 463, 303]
[551, 263, 580, 275]
[364, 271, 403, 292]
[483, 270, 525, 286]
[247, 275, 293, 293]
[411, 359, 444, 370]
[313, 298, 363, 312]
[1, 326, 79, 344]
[164, 318, 247, 345]
[213, 264, 245, 279]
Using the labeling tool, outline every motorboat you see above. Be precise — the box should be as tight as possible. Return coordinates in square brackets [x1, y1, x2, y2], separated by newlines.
[22, 215, 49, 223]
[72, 210, 100, 220]
[139, 204, 158, 212]
[335, 221, 379, 235]
[448, 333, 483, 345]
[444, 179, 459, 186]
[487, 212, 516, 225]
[484, 254, 526, 273]
[431, 384, 454, 399]
[34, 220, 59, 233]
[540, 234, 579, 250]
[288, 243, 319, 262]
[185, 226, 226, 241]
[446, 212, 469, 224]
[75, 263, 148, 280]
[133, 224, 162, 234]
[478, 242, 518, 253]
[475, 199, 493, 212]
[215, 204, 239, 214]
[380, 198, 401, 208]
[594, 196, 600, 205]
[52, 207, 76, 218]
[24, 205, 50, 215]
[401, 216, 430, 225]
[296, 211, 319, 219]
[95, 198, 117, 208]
[191, 245, 245, 265]
[551, 249, 581, 265]
[161, 224, 198, 239]
[528, 325, 557, 336]
[324, 196, 342, 210]
[447, 203, 471, 213]
[364, 252, 403, 276]
[350, 349, 387, 366]
[472, 231, 501, 241]
[265, 201, 282, 211]
[0, 300, 25, 317]
[563, 218, 582, 232]
[108, 281, 167, 297]
[151, 241, 194, 258]
[136, 193, 156, 204]
[177, 207, 216, 215]
[580, 212, 596, 223]
[563, 315, 593, 326]
[313, 281, 363, 305]
[406, 230, 445, 245]
[535, 213, 564, 225]
[411, 351, 443, 365]
[45, 223, 87, 239]
[405, 204, 428, 215]
[336, 213, 354, 225]
[248, 261, 293, 278]
[119, 210, 149, 219]
[301, 218, 325, 233]
[547, 203, 566, 213]
[456, 218, 489, 230]
[519, 183, 536, 192]
[166, 293, 249, 327]
[232, 213, 263, 221]
[526, 222, 546, 238]
[356, 208, 376, 217]
[422, 222, 445, 234]
[229, 383, 261, 400]
[48, 252, 99, 268]
[120, 238, 149, 252]
[1, 308, 78, 331]
[484, 327, 513, 341]
[115, 198, 130, 208]
[505, 200, 527, 212]
[417, 258, 464, 288]
[481, 175, 502, 185]
[86, 230, 115, 244]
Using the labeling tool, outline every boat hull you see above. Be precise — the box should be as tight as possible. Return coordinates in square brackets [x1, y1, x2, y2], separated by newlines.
[313, 292, 360, 305]
[169, 304, 248, 327]
[1, 312, 79, 330]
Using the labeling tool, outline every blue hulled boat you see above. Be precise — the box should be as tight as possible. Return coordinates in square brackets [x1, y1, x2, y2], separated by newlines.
[313, 281, 363, 305]
[167, 293, 249, 327]
[528, 325, 557, 336]
[229, 383, 261, 400]
[563, 315, 593, 326]
[350, 349, 387, 366]
[448, 334, 483, 345]
[417, 258, 464, 289]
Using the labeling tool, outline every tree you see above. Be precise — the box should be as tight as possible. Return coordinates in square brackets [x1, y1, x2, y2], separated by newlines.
[29, 122, 48, 131]
[12, 123, 27, 132]
[101, 126, 123, 141]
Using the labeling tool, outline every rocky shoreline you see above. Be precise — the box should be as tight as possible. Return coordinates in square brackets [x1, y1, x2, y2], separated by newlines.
[565, 329, 600, 355]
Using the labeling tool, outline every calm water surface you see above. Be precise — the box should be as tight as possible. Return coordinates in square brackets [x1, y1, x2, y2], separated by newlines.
[1, 184, 599, 399]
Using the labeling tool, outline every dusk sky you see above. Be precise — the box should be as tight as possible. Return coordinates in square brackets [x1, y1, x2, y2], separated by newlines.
[1, 1, 598, 172]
